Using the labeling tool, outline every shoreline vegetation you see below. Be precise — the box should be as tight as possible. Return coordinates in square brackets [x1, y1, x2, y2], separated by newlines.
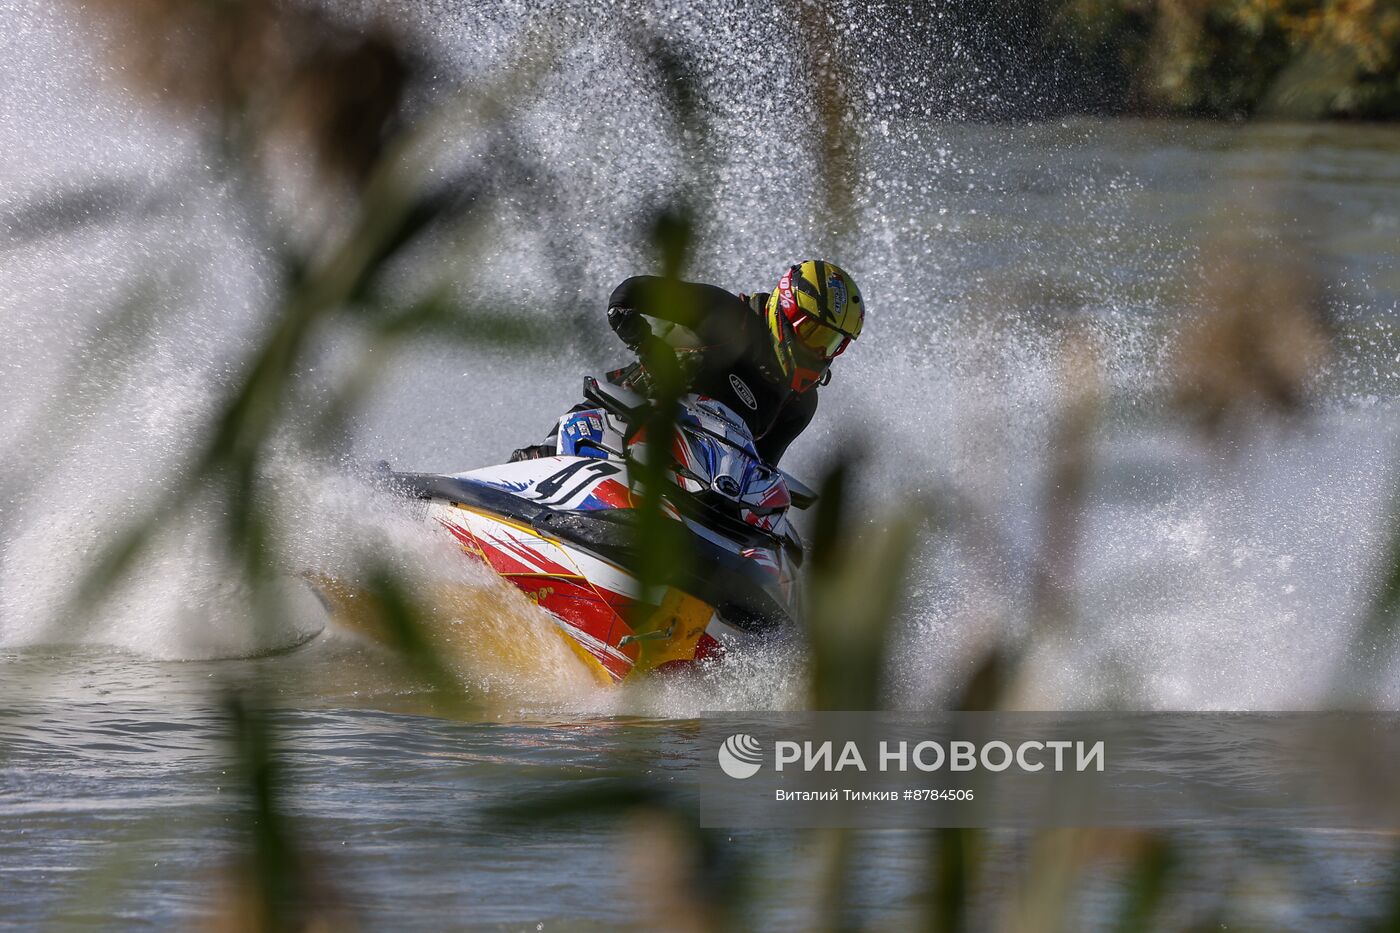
[1059, 0, 1400, 119]
[893, 0, 1400, 120]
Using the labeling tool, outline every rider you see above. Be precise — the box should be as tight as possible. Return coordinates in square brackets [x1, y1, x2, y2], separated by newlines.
[511, 260, 864, 466]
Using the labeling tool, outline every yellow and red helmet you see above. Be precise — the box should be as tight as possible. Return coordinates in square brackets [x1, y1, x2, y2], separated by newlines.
[766, 260, 864, 392]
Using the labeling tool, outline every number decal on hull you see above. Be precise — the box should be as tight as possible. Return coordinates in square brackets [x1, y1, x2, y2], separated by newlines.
[533, 459, 623, 507]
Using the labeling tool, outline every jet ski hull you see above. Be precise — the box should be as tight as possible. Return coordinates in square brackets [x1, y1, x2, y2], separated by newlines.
[324, 385, 807, 686]
[384, 455, 792, 685]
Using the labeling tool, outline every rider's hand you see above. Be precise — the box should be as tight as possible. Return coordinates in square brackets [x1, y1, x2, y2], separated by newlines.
[608, 305, 651, 350]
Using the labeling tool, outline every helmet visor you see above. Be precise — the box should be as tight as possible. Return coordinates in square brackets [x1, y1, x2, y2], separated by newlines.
[792, 314, 851, 360]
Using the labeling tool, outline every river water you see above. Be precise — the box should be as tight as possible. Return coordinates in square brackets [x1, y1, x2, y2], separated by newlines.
[4, 0, 1400, 928]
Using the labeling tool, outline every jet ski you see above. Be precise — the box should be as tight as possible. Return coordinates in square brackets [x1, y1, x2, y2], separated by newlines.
[332, 376, 816, 686]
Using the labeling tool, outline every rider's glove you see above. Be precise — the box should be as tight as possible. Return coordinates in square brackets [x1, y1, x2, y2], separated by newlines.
[608, 305, 651, 351]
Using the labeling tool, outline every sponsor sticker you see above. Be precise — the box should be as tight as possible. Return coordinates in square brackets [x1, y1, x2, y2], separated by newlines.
[828, 274, 848, 316]
[729, 373, 758, 410]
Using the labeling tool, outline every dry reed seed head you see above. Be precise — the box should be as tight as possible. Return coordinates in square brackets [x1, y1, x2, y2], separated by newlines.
[1173, 246, 1333, 431]
[1059, 328, 1106, 402]
[77, 0, 293, 114]
[621, 810, 718, 933]
[77, 0, 411, 186]
[200, 855, 358, 933]
[277, 29, 410, 185]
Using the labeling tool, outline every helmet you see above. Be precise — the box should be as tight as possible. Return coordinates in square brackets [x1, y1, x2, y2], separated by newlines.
[766, 260, 864, 392]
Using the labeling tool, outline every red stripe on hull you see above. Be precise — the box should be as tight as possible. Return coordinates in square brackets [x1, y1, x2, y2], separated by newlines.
[439, 517, 639, 682]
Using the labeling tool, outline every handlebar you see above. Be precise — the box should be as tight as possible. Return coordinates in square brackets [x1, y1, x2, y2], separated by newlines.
[580, 375, 819, 509]
[582, 375, 648, 421]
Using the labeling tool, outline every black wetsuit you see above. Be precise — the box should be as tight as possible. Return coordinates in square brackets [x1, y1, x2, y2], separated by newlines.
[605, 276, 818, 466]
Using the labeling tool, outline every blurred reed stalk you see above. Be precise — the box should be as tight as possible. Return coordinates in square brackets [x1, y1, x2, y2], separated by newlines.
[1172, 238, 1332, 436]
[1031, 329, 1104, 637]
